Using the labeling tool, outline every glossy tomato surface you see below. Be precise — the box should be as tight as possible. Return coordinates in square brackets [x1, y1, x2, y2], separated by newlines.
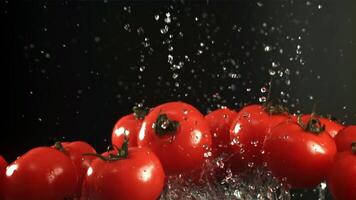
[84, 147, 165, 200]
[204, 107, 238, 157]
[56, 141, 97, 197]
[0, 155, 7, 200]
[327, 150, 356, 200]
[137, 101, 212, 175]
[4, 147, 78, 200]
[300, 114, 344, 138]
[334, 125, 356, 152]
[263, 121, 337, 188]
[229, 104, 289, 173]
[112, 113, 143, 148]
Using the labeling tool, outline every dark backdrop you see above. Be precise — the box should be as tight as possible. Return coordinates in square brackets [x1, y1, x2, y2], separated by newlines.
[3, 1, 355, 199]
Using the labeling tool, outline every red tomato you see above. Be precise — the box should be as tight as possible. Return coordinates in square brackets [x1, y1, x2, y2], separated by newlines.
[84, 147, 165, 200]
[0, 155, 8, 200]
[205, 107, 238, 157]
[4, 147, 78, 200]
[327, 145, 356, 200]
[137, 101, 212, 175]
[263, 118, 337, 188]
[334, 125, 356, 152]
[301, 114, 344, 138]
[229, 104, 290, 173]
[53, 141, 97, 198]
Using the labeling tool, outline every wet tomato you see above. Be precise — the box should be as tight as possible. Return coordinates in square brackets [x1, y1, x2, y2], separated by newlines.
[4, 147, 78, 200]
[205, 107, 238, 157]
[137, 101, 212, 175]
[229, 104, 290, 173]
[0, 155, 7, 200]
[263, 117, 337, 188]
[53, 141, 97, 198]
[112, 106, 150, 148]
[334, 125, 356, 152]
[84, 143, 165, 200]
[300, 114, 344, 138]
[327, 143, 356, 200]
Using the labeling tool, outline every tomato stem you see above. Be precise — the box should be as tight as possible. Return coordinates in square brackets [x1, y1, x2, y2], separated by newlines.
[83, 136, 129, 161]
[262, 80, 289, 115]
[352, 142, 356, 154]
[133, 105, 150, 120]
[54, 141, 66, 153]
[154, 114, 179, 136]
[297, 115, 325, 134]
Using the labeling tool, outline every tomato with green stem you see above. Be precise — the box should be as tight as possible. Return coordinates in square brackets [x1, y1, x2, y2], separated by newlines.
[137, 101, 212, 176]
[112, 106, 150, 148]
[229, 103, 290, 173]
[263, 116, 337, 188]
[4, 147, 78, 200]
[53, 141, 96, 198]
[300, 114, 344, 138]
[327, 142, 356, 200]
[334, 125, 356, 152]
[83, 139, 165, 200]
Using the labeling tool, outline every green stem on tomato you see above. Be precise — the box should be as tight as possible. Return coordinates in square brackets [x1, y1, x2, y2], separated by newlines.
[154, 114, 179, 136]
[54, 141, 66, 152]
[83, 136, 129, 161]
[132, 106, 150, 120]
[297, 115, 325, 134]
[352, 142, 356, 154]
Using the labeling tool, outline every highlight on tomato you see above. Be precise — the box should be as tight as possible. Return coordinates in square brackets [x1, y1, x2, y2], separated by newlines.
[137, 101, 212, 176]
[3, 147, 78, 200]
[263, 116, 337, 188]
[83, 139, 165, 200]
[112, 105, 150, 148]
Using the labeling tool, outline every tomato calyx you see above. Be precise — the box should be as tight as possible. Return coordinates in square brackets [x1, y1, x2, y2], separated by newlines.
[263, 101, 289, 115]
[84, 138, 129, 161]
[297, 115, 325, 134]
[352, 142, 356, 154]
[54, 141, 68, 154]
[154, 114, 179, 136]
[133, 105, 150, 120]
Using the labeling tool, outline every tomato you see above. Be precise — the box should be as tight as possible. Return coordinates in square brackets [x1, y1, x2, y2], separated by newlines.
[229, 104, 290, 173]
[300, 114, 344, 138]
[0, 155, 7, 200]
[137, 101, 212, 175]
[263, 117, 337, 188]
[84, 143, 165, 200]
[205, 107, 238, 157]
[53, 141, 97, 198]
[334, 125, 356, 152]
[4, 147, 78, 200]
[327, 143, 356, 200]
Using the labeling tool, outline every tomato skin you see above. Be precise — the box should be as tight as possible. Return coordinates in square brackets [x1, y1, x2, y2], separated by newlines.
[334, 125, 356, 152]
[327, 151, 356, 200]
[137, 101, 212, 175]
[55, 141, 97, 198]
[229, 104, 289, 173]
[84, 148, 165, 200]
[4, 147, 78, 200]
[112, 114, 143, 148]
[263, 121, 337, 188]
[0, 155, 8, 200]
[204, 107, 238, 157]
[301, 114, 344, 138]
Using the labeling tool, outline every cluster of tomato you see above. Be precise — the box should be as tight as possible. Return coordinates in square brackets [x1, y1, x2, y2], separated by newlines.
[0, 101, 355, 200]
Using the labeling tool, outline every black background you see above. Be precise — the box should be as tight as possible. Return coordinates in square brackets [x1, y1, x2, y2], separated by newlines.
[3, 1, 355, 199]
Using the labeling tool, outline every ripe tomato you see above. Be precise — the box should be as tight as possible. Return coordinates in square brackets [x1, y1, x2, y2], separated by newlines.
[4, 147, 78, 200]
[84, 145, 165, 200]
[229, 104, 290, 173]
[334, 125, 356, 152]
[0, 155, 7, 200]
[205, 107, 238, 157]
[112, 106, 149, 148]
[137, 101, 212, 175]
[327, 144, 356, 200]
[53, 141, 97, 198]
[300, 114, 344, 138]
[263, 117, 337, 188]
